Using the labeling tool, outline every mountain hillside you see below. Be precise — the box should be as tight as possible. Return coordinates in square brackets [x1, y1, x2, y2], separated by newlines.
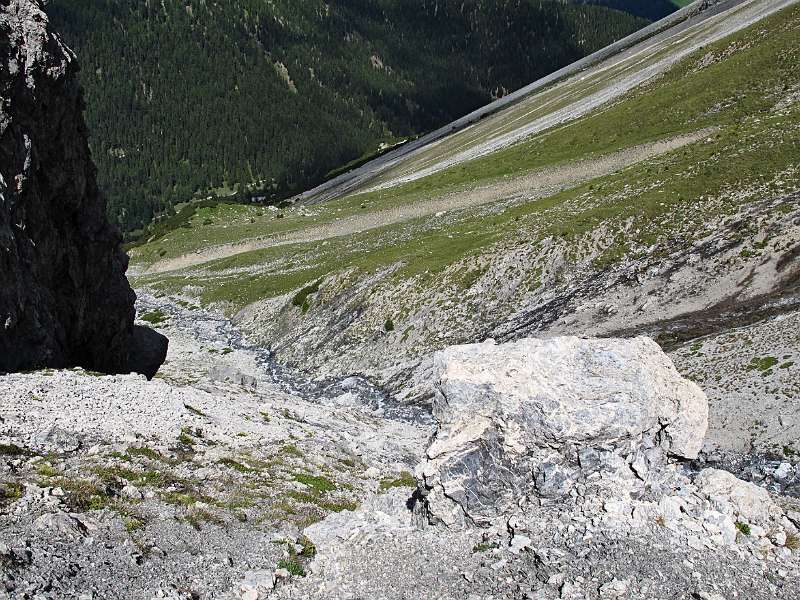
[3, 1, 800, 598]
[131, 0, 800, 447]
[45, 0, 649, 232]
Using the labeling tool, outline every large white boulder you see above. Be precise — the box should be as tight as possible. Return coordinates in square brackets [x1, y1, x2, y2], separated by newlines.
[417, 336, 708, 527]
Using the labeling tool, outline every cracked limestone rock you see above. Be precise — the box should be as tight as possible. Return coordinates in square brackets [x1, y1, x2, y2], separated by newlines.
[417, 336, 709, 527]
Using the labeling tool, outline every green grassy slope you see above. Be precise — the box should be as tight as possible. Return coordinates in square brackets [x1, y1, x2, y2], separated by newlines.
[134, 2, 798, 275]
[46, 0, 648, 233]
[133, 2, 800, 313]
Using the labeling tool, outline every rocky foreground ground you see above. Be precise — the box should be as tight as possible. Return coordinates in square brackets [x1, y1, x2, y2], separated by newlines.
[1, 295, 799, 599]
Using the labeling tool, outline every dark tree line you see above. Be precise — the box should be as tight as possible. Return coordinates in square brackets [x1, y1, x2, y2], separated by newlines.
[45, 0, 653, 234]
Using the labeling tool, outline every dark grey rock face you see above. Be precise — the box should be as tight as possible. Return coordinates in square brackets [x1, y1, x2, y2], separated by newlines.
[0, 0, 135, 373]
[127, 326, 169, 381]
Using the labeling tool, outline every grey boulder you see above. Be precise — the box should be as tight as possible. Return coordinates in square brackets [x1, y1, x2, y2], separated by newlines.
[416, 336, 708, 527]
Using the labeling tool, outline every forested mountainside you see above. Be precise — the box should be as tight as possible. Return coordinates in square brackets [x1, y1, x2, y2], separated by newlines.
[45, 0, 650, 234]
[582, 0, 689, 20]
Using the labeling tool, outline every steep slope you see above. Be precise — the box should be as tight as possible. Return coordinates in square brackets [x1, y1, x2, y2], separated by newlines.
[0, 0, 135, 374]
[44, 0, 648, 232]
[130, 0, 800, 457]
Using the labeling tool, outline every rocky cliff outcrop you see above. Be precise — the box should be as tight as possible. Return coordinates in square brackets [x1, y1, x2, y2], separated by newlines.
[416, 336, 709, 527]
[0, 0, 136, 373]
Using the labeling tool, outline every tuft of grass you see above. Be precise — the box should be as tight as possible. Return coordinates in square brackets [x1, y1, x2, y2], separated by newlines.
[185, 508, 225, 531]
[736, 521, 751, 536]
[277, 558, 306, 577]
[93, 465, 165, 487]
[163, 491, 204, 507]
[472, 541, 500, 553]
[0, 481, 23, 506]
[786, 532, 800, 551]
[280, 444, 303, 458]
[124, 516, 146, 532]
[218, 458, 255, 474]
[378, 471, 416, 492]
[298, 535, 317, 558]
[285, 490, 357, 513]
[384, 317, 395, 332]
[294, 474, 337, 494]
[139, 309, 169, 326]
[177, 427, 200, 449]
[184, 404, 208, 418]
[56, 478, 111, 511]
[126, 446, 169, 463]
[36, 463, 59, 478]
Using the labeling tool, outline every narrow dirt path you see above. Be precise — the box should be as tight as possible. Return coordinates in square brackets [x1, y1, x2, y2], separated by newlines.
[145, 130, 714, 274]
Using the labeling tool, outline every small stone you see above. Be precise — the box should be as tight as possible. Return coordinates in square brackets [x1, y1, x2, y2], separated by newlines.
[120, 485, 142, 500]
[509, 534, 532, 554]
[696, 592, 727, 600]
[491, 559, 507, 571]
[749, 525, 766, 538]
[687, 535, 704, 550]
[774, 462, 793, 480]
[599, 578, 629, 599]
